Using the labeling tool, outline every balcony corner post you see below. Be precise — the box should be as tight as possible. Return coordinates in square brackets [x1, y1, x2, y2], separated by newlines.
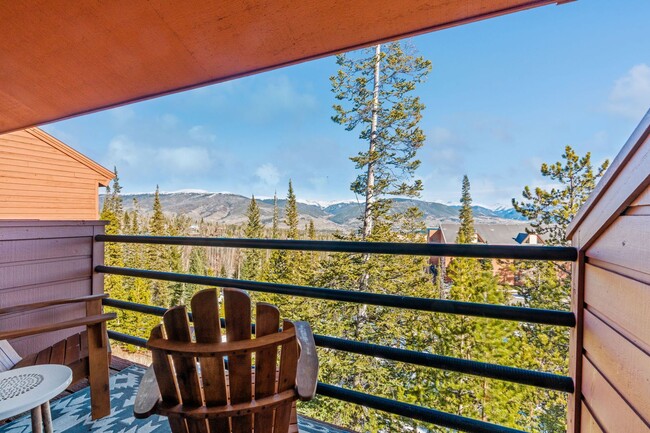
[567, 246, 585, 433]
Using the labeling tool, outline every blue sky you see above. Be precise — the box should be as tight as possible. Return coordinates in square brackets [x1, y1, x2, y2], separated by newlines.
[43, 0, 650, 208]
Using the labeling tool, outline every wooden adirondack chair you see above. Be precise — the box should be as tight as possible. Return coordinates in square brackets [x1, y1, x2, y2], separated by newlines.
[0, 294, 116, 419]
[134, 288, 318, 433]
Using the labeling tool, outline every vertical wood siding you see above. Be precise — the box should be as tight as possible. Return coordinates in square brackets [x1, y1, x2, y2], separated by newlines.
[0, 129, 105, 219]
[567, 112, 650, 432]
[0, 220, 106, 356]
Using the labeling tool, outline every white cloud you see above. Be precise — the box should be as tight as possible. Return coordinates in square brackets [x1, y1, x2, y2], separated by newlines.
[606, 64, 650, 119]
[107, 135, 140, 166]
[106, 135, 214, 178]
[255, 163, 280, 186]
[158, 146, 213, 172]
[110, 106, 136, 125]
[246, 76, 318, 123]
[423, 127, 465, 174]
[159, 114, 179, 129]
[309, 176, 329, 189]
[188, 125, 216, 143]
[263, 76, 317, 110]
[429, 126, 455, 145]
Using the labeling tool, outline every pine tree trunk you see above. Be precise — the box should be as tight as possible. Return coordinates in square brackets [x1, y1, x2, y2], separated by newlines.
[361, 43, 381, 240]
[357, 44, 382, 298]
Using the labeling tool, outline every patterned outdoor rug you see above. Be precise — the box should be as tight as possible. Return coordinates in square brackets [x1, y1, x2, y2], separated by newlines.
[0, 365, 351, 433]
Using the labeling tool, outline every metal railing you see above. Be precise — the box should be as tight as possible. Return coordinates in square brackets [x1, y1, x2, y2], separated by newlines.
[97, 234, 577, 433]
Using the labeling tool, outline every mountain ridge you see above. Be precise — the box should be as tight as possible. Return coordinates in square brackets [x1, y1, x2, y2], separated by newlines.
[104, 192, 526, 231]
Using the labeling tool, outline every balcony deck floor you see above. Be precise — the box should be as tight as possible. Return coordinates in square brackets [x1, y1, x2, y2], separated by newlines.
[0, 356, 355, 433]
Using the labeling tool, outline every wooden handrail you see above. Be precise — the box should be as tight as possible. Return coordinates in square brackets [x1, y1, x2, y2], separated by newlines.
[133, 366, 161, 418]
[0, 313, 116, 340]
[0, 294, 109, 315]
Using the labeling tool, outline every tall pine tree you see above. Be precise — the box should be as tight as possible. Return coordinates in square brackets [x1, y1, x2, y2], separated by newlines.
[100, 171, 126, 334]
[457, 175, 475, 243]
[241, 195, 264, 281]
[168, 215, 189, 306]
[264, 181, 298, 285]
[512, 145, 609, 246]
[183, 245, 209, 305]
[510, 146, 608, 432]
[302, 42, 439, 429]
[147, 186, 170, 306]
[434, 176, 519, 428]
[331, 42, 431, 239]
[271, 191, 280, 239]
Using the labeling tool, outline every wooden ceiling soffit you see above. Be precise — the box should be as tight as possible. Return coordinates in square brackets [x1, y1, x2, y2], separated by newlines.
[0, 0, 566, 134]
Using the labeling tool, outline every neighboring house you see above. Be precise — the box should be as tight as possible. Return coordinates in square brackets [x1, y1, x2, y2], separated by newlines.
[427, 223, 544, 285]
[0, 127, 114, 219]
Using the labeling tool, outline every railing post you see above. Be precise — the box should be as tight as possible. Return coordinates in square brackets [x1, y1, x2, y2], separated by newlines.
[92, 224, 106, 295]
[567, 249, 585, 433]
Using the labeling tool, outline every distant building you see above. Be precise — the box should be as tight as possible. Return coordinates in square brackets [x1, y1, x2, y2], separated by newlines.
[427, 223, 544, 285]
[0, 127, 114, 219]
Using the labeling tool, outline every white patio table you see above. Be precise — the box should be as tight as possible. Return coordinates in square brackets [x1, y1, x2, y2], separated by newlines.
[0, 365, 72, 433]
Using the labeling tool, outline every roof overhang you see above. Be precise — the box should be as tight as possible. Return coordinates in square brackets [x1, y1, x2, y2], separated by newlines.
[0, 0, 568, 134]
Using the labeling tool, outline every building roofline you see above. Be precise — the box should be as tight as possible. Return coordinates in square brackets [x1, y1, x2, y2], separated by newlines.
[25, 127, 115, 186]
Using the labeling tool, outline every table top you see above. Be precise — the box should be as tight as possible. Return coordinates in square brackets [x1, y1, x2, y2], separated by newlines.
[0, 365, 73, 420]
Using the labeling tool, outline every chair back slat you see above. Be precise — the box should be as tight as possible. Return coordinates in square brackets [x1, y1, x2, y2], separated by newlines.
[163, 307, 208, 433]
[49, 339, 66, 364]
[223, 289, 253, 433]
[191, 289, 230, 433]
[150, 325, 189, 433]
[273, 321, 299, 433]
[254, 303, 281, 433]
[63, 334, 80, 366]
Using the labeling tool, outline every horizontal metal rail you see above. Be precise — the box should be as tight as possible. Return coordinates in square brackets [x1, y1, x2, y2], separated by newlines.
[103, 298, 573, 393]
[315, 335, 573, 393]
[106, 330, 528, 433]
[98, 266, 575, 326]
[317, 383, 527, 433]
[95, 235, 578, 261]
[104, 298, 168, 317]
[108, 330, 146, 348]
[99, 235, 575, 433]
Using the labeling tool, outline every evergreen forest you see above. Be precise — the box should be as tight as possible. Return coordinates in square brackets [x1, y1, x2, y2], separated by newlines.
[100, 43, 609, 432]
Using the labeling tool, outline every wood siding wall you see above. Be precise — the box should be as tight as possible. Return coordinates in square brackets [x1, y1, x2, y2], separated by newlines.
[0, 220, 105, 357]
[567, 111, 650, 433]
[0, 129, 103, 219]
[580, 200, 650, 433]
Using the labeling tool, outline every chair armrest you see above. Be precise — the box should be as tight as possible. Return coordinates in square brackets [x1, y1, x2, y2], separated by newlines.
[294, 321, 318, 401]
[134, 365, 161, 419]
[0, 313, 116, 340]
[0, 294, 109, 315]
